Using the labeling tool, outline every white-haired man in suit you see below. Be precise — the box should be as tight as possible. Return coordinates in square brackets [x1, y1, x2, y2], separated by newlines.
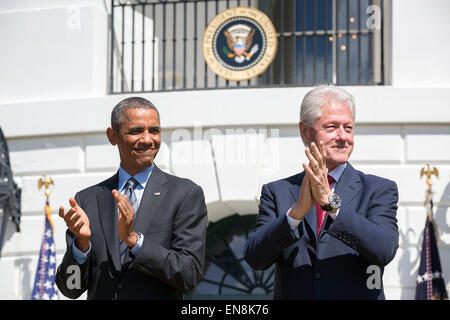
[245, 85, 399, 299]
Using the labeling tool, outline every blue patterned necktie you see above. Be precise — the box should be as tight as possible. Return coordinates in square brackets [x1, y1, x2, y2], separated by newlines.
[120, 177, 139, 264]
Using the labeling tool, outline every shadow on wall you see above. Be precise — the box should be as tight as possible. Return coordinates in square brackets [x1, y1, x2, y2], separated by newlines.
[14, 257, 33, 299]
[435, 180, 450, 285]
[397, 180, 450, 300]
[0, 217, 16, 258]
[435, 181, 450, 246]
[397, 226, 420, 300]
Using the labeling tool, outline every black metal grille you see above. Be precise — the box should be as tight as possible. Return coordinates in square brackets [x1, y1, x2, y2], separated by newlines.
[110, 0, 385, 93]
[186, 214, 273, 299]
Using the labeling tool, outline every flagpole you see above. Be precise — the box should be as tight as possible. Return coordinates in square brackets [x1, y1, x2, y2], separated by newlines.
[30, 175, 59, 300]
[420, 164, 439, 242]
[415, 163, 448, 300]
[38, 175, 55, 231]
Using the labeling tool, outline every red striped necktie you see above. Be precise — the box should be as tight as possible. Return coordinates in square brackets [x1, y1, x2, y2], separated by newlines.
[316, 175, 335, 235]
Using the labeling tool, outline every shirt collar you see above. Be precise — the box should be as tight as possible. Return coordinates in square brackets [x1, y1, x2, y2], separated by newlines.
[118, 163, 155, 192]
[328, 162, 347, 184]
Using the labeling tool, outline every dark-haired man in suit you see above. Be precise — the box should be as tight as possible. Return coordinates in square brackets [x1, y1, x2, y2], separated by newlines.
[244, 85, 399, 299]
[56, 97, 207, 299]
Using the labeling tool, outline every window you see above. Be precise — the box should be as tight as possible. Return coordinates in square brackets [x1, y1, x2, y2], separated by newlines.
[186, 214, 274, 299]
[110, 0, 387, 93]
[266, 0, 385, 86]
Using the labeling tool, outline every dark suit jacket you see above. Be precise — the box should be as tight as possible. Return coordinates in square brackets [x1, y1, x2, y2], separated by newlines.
[244, 163, 399, 300]
[56, 165, 208, 300]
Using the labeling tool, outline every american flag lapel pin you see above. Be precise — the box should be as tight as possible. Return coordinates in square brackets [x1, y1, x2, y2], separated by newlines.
[154, 192, 161, 196]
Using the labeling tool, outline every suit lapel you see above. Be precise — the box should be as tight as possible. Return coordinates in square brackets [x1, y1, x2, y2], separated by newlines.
[96, 166, 170, 270]
[319, 213, 333, 239]
[133, 165, 168, 235]
[97, 173, 121, 271]
[334, 163, 362, 208]
[289, 172, 318, 241]
[318, 163, 362, 239]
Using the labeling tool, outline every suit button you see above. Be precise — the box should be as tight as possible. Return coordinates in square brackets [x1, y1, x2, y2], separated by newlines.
[313, 272, 321, 280]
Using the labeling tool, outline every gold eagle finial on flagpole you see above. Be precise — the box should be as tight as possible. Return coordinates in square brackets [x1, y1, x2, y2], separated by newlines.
[38, 175, 55, 231]
[38, 175, 54, 200]
[420, 163, 438, 190]
[420, 164, 439, 241]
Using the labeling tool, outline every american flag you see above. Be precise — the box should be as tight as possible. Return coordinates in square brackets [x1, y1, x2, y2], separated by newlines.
[415, 195, 448, 300]
[31, 200, 59, 300]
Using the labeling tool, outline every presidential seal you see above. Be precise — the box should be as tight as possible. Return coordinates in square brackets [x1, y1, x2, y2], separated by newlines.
[203, 7, 277, 81]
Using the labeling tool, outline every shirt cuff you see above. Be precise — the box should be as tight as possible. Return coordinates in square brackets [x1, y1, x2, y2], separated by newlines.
[130, 233, 144, 257]
[71, 238, 91, 265]
[286, 207, 303, 230]
[328, 208, 340, 220]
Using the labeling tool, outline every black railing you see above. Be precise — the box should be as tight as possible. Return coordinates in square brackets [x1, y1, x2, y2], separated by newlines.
[110, 0, 385, 93]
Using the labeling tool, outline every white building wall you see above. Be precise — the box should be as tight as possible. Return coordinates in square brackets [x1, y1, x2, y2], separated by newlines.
[0, 0, 449, 300]
[0, 0, 108, 103]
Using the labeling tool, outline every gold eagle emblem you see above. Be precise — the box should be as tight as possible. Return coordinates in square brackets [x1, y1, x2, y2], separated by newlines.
[420, 163, 438, 189]
[223, 24, 259, 63]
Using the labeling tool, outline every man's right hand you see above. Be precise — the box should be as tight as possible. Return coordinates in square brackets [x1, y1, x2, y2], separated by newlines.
[289, 172, 315, 220]
[59, 197, 91, 253]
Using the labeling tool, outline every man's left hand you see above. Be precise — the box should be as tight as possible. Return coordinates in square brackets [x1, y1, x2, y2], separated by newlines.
[112, 190, 139, 247]
[303, 141, 332, 206]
